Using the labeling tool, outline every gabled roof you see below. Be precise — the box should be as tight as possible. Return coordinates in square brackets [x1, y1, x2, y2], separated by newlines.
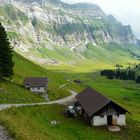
[24, 77, 48, 87]
[76, 87, 128, 117]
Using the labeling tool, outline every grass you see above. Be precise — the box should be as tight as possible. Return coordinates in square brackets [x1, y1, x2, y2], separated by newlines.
[82, 43, 139, 66]
[0, 71, 140, 140]
[33, 43, 140, 73]
[0, 45, 140, 139]
[1, 4, 140, 139]
[86, 77, 140, 121]
[0, 81, 44, 103]
[0, 104, 138, 140]
[0, 52, 74, 103]
[7, 31, 19, 40]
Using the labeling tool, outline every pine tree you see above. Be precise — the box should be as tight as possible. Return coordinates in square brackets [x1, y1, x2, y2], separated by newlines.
[115, 68, 121, 79]
[136, 76, 140, 83]
[0, 23, 14, 80]
[128, 70, 135, 80]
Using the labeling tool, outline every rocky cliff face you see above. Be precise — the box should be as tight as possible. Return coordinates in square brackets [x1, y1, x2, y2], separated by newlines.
[0, 0, 139, 64]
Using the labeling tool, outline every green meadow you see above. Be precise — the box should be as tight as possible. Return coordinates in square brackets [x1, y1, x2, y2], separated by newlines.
[0, 76, 140, 140]
[0, 52, 73, 103]
[1, 0, 140, 138]
[0, 43, 140, 140]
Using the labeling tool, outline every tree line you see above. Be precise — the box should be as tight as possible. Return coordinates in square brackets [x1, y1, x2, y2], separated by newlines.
[100, 65, 140, 83]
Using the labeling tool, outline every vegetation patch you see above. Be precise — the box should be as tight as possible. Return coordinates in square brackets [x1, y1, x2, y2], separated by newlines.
[0, 104, 138, 140]
[0, 52, 74, 103]
[100, 64, 140, 83]
[0, 5, 28, 24]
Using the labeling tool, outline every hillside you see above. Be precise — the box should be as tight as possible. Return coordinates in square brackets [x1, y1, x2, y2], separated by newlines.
[0, 1, 140, 140]
[0, 0, 140, 67]
[0, 54, 140, 139]
[0, 52, 77, 103]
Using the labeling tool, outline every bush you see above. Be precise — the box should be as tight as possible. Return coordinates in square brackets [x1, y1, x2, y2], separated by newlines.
[100, 70, 115, 79]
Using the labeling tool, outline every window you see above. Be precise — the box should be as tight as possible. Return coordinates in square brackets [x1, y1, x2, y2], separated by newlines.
[37, 87, 40, 90]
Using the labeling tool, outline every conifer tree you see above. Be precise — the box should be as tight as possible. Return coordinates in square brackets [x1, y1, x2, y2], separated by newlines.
[0, 23, 14, 80]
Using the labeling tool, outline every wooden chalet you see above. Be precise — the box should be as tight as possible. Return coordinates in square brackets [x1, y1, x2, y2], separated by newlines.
[24, 77, 48, 93]
[75, 87, 129, 126]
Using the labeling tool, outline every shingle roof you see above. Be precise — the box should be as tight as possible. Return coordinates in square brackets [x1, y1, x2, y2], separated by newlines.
[76, 87, 113, 117]
[24, 77, 48, 87]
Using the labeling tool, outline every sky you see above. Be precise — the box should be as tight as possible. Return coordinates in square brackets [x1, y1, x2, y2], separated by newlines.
[62, 0, 140, 39]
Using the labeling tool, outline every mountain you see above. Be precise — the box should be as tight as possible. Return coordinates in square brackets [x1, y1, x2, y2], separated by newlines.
[0, 0, 140, 66]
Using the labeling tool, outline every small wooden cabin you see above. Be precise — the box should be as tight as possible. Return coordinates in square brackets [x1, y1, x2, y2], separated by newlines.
[75, 87, 129, 126]
[24, 77, 48, 93]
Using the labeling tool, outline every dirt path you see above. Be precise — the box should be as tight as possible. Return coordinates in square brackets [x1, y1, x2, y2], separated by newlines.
[0, 90, 78, 111]
[0, 90, 78, 140]
[0, 126, 12, 140]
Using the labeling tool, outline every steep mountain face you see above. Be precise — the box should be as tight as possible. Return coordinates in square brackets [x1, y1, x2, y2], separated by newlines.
[0, 0, 139, 65]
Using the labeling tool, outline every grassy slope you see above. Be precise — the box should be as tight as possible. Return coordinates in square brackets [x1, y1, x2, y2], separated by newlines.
[0, 105, 131, 140]
[0, 84, 140, 140]
[0, 4, 140, 139]
[0, 45, 140, 139]
[0, 52, 72, 103]
[29, 43, 140, 73]
[0, 68, 140, 140]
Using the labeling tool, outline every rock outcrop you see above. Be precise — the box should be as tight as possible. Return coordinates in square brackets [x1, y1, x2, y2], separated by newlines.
[0, 0, 139, 64]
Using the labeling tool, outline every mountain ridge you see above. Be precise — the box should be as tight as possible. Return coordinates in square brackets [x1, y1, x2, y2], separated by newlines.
[0, 0, 140, 66]
[1, 0, 138, 45]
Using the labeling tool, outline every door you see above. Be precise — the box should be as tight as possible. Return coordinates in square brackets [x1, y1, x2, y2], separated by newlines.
[107, 115, 112, 125]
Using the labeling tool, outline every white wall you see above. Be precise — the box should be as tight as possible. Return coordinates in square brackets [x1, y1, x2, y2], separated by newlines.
[116, 114, 126, 126]
[92, 114, 126, 126]
[30, 87, 45, 93]
[92, 115, 107, 126]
